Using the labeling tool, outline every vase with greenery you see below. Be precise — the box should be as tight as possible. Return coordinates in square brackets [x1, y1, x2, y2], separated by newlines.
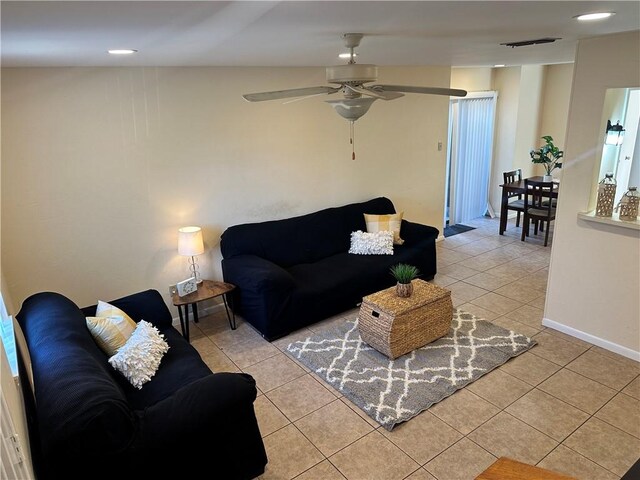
[530, 135, 563, 181]
[390, 263, 420, 297]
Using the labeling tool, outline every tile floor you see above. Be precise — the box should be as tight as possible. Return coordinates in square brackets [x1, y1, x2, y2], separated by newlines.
[188, 216, 639, 480]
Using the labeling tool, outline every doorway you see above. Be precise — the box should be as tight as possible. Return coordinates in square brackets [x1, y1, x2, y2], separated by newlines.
[445, 92, 497, 226]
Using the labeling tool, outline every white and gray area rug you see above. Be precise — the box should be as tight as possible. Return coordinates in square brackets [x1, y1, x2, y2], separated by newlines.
[286, 310, 536, 430]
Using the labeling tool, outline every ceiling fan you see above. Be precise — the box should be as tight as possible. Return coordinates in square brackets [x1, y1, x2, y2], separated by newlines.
[242, 33, 468, 123]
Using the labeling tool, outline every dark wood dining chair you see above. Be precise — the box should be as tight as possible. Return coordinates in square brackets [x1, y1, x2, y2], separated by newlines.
[521, 179, 556, 247]
[503, 169, 525, 228]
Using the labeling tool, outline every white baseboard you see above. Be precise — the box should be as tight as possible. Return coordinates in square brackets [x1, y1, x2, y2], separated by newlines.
[436, 234, 445, 242]
[542, 317, 640, 362]
[171, 302, 226, 328]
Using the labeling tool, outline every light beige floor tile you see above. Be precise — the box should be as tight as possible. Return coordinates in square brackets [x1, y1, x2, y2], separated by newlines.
[403, 468, 437, 480]
[215, 334, 281, 369]
[438, 263, 480, 280]
[431, 274, 457, 287]
[329, 430, 420, 480]
[267, 374, 337, 422]
[445, 281, 489, 303]
[623, 375, 640, 400]
[505, 255, 550, 273]
[538, 369, 617, 415]
[590, 345, 640, 369]
[295, 399, 373, 456]
[437, 248, 473, 265]
[429, 389, 500, 435]
[494, 281, 546, 304]
[467, 412, 558, 465]
[537, 445, 618, 480]
[503, 304, 544, 328]
[491, 315, 541, 339]
[254, 394, 290, 437]
[294, 460, 345, 480]
[243, 353, 307, 392]
[595, 392, 640, 438]
[469, 292, 522, 316]
[457, 303, 500, 321]
[463, 271, 513, 291]
[340, 397, 380, 428]
[530, 332, 590, 366]
[466, 369, 532, 409]
[261, 424, 324, 480]
[380, 411, 462, 465]
[484, 263, 527, 283]
[540, 328, 593, 348]
[564, 417, 640, 476]
[527, 294, 547, 309]
[425, 438, 496, 480]
[499, 351, 561, 386]
[505, 389, 589, 441]
[198, 343, 241, 373]
[566, 349, 640, 390]
[454, 240, 498, 256]
[459, 252, 508, 272]
[439, 235, 473, 249]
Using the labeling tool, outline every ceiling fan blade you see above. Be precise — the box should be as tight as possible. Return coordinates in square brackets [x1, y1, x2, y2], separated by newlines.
[346, 84, 404, 101]
[282, 90, 339, 105]
[374, 85, 468, 97]
[242, 86, 340, 102]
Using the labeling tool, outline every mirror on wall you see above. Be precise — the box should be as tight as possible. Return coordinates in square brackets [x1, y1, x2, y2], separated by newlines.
[598, 87, 640, 205]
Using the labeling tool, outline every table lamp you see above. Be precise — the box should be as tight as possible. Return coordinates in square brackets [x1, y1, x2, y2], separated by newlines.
[178, 226, 205, 284]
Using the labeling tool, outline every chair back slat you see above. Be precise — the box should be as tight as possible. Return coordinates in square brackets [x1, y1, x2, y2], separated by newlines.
[503, 169, 523, 199]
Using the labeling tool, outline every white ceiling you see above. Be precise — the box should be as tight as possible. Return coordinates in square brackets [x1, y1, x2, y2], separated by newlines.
[2, 1, 639, 68]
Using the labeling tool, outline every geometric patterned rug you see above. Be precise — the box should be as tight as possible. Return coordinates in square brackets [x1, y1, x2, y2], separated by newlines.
[286, 310, 536, 430]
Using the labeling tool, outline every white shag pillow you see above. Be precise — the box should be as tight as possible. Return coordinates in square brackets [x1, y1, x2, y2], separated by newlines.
[108, 320, 169, 389]
[349, 230, 394, 255]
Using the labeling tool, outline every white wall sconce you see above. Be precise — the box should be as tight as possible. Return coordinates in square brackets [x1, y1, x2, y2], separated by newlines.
[605, 120, 625, 146]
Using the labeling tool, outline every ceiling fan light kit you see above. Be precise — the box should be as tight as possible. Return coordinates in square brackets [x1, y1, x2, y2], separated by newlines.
[242, 33, 467, 159]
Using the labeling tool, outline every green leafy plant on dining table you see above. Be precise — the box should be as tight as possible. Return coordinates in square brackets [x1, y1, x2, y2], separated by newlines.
[530, 135, 564, 175]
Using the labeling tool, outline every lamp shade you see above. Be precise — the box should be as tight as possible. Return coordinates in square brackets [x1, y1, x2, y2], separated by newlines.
[178, 226, 204, 256]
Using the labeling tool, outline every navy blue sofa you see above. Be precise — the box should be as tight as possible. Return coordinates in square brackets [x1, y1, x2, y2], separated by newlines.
[17, 289, 267, 480]
[220, 197, 439, 340]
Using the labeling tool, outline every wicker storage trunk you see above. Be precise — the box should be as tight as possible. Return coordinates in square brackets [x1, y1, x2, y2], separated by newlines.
[358, 279, 453, 359]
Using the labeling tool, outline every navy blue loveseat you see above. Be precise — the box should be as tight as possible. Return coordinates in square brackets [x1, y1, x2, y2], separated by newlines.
[220, 197, 439, 340]
[17, 289, 267, 480]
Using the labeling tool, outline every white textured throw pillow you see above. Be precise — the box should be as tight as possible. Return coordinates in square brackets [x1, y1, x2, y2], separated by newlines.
[108, 320, 169, 389]
[349, 230, 394, 255]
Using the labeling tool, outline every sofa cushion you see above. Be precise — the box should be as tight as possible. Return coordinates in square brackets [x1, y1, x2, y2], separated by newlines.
[16, 292, 136, 458]
[349, 230, 394, 255]
[364, 212, 405, 245]
[109, 320, 170, 389]
[86, 314, 136, 356]
[221, 197, 396, 268]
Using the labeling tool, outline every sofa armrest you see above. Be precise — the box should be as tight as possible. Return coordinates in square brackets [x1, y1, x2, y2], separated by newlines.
[401, 220, 440, 246]
[136, 372, 258, 445]
[222, 254, 296, 292]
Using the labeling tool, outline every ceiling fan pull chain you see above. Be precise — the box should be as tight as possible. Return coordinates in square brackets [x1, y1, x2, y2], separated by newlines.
[350, 121, 356, 160]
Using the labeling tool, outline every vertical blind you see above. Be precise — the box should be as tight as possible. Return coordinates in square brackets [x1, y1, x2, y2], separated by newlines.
[452, 95, 496, 224]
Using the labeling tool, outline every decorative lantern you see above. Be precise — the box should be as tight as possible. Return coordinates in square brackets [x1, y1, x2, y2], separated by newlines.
[595, 173, 616, 217]
[616, 187, 639, 221]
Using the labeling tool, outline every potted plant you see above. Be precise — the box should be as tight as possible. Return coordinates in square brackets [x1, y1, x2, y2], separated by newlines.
[390, 263, 420, 297]
[530, 135, 563, 181]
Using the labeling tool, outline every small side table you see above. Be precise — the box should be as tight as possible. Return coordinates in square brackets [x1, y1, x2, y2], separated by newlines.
[171, 279, 236, 342]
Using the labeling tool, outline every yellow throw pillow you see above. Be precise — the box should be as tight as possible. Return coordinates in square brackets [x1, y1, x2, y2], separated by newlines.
[86, 301, 137, 356]
[364, 212, 405, 245]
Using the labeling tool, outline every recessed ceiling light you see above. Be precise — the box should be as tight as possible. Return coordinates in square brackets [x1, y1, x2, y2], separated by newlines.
[338, 52, 358, 59]
[494, 64, 506, 68]
[108, 49, 138, 55]
[575, 12, 614, 21]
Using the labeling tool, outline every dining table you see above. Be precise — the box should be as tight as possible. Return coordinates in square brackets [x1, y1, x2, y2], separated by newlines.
[499, 175, 560, 235]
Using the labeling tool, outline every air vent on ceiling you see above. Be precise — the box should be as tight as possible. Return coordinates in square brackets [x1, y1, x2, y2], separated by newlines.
[501, 38, 561, 48]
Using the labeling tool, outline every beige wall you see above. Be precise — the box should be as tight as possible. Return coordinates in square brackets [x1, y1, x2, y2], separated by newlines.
[546, 31, 640, 358]
[538, 63, 574, 177]
[1, 66, 451, 310]
[450, 67, 493, 92]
